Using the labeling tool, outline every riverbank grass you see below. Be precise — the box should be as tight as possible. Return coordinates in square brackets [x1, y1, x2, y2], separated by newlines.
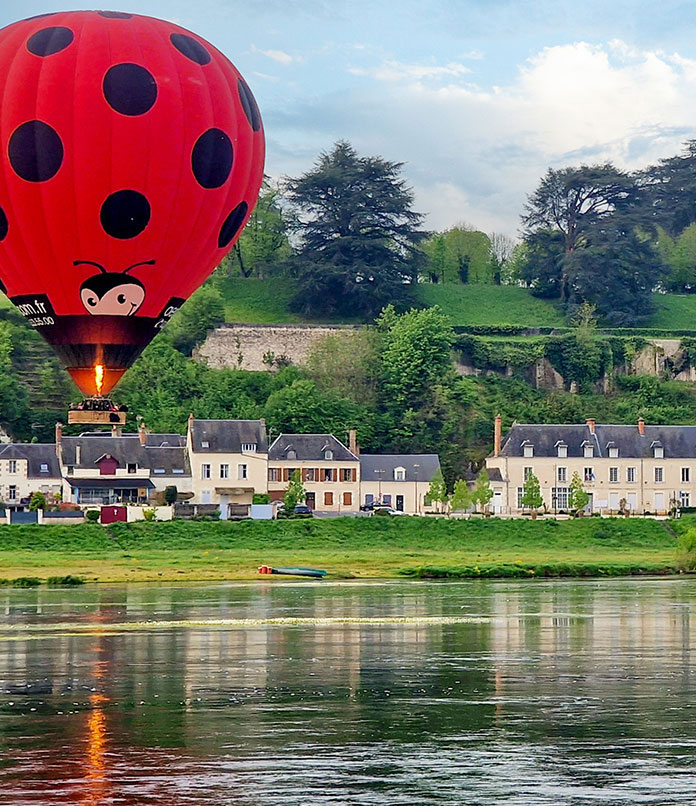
[0, 516, 680, 584]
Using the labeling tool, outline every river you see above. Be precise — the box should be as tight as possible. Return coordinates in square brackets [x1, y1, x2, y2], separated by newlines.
[0, 577, 695, 804]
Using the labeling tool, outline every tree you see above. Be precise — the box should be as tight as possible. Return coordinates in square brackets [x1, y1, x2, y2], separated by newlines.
[657, 223, 696, 292]
[473, 468, 494, 513]
[29, 491, 46, 511]
[423, 227, 494, 284]
[283, 469, 305, 512]
[164, 486, 178, 505]
[285, 140, 426, 317]
[522, 164, 641, 254]
[165, 286, 225, 355]
[641, 141, 696, 237]
[568, 471, 590, 515]
[305, 330, 381, 406]
[489, 232, 517, 284]
[521, 472, 543, 516]
[424, 468, 448, 511]
[520, 230, 566, 298]
[450, 479, 472, 512]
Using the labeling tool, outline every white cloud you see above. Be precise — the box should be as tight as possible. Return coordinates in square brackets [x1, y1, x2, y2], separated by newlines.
[271, 41, 696, 236]
[252, 44, 295, 64]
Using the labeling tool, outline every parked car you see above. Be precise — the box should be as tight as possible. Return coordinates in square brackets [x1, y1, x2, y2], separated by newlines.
[294, 504, 313, 515]
[372, 506, 407, 517]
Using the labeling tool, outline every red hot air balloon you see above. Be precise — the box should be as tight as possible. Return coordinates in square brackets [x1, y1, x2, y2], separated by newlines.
[0, 10, 264, 397]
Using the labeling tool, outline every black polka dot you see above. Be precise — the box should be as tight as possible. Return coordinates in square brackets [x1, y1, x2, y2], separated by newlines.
[238, 79, 261, 132]
[0, 206, 7, 241]
[98, 11, 132, 18]
[103, 63, 157, 116]
[9, 121, 63, 182]
[100, 190, 151, 239]
[170, 33, 211, 65]
[218, 202, 248, 248]
[27, 26, 74, 56]
[192, 129, 233, 189]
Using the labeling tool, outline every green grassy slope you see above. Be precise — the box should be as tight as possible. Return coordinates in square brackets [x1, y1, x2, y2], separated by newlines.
[646, 294, 696, 329]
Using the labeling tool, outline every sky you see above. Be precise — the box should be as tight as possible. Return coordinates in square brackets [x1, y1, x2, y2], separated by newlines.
[4, 1, 696, 237]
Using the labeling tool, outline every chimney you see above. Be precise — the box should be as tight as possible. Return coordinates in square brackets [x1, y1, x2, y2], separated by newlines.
[75, 444, 81, 465]
[348, 429, 359, 456]
[494, 415, 502, 457]
[586, 418, 596, 435]
[638, 417, 645, 436]
[55, 422, 62, 458]
[138, 421, 147, 446]
[188, 413, 194, 434]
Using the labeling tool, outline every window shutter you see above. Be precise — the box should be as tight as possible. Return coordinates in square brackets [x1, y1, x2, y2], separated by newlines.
[332, 468, 337, 482]
[315, 467, 320, 482]
[352, 468, 357, 482]
[301, 468, 307, 482]
[283, 468, 289, 482]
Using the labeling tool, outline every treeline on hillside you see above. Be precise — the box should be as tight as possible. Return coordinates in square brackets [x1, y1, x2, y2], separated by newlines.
[209, 138, 696, 327]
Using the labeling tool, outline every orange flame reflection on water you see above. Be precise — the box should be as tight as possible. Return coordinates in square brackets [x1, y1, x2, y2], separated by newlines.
[84, 692, 109, 805]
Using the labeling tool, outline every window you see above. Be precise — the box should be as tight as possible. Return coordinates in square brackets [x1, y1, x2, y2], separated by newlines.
[627, 467, 636, 483]
[523, 443, 534, 458]
[365, 493, 374, 505]
[394, 468, 406, 481]
[341, 468, 353, 482]
[552, 487, 569, 509]
[383, 494, 392, 506]
[241, 443, 257, 453]
[557, 444, 567, 458]
[127, 463, 137, 474]
[40, 484, 49, 494]
[609, 467, 618, 483]
[8, 460, 16, 474]
[517, 487, 524, 509]
[323, 468, 334, 482]
[523, 466, 533, 482]
[583, 445, 594, 458]
[268, 468, 279, 482]
[324, 450, 334, 461]
[557, 467, 567, 483]
[201, 440, 209, 449]
[343, 492, 353, 506]
[680, 491, 691, 508]
[584, 467, 594, 482]
[287, 449, 296, 460]
[220, 464, 229, 479]
[655, 467, 664, 483]
[682, 467, 691, 483]
[609, 447, 619, 458]
[8, 485, 16, 501]
[201, 464, 211, 479]
[238, 464, 248, 480]
[67, 465, 74, 476]
[324, 491, 334, 506]
[153, 468, 165, 475]
[305, 468, 315, 482]
[40, 463, 49, 473]
[173, 469, 185, 475]
[654, 446, 664, 459]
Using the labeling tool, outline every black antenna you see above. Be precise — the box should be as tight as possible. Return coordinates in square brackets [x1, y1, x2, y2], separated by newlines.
[123, 259, 155, 274]
[73, 260, 107, 273]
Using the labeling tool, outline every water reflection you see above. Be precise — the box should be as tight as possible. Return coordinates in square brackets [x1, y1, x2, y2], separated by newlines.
[0, 579, 695, 803]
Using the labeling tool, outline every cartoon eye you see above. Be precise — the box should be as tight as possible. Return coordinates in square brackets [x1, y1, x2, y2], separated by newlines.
[87, 296, 97, 307]
[117, 294, 127, 304]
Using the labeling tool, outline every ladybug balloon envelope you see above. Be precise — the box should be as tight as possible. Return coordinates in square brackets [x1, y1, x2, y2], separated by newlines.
[0, 10, 264, 396]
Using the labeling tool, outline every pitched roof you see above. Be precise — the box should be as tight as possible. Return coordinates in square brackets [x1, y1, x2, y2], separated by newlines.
[498, 423, 696, 459]
[359, 454, 440, 482]
[269, 434, 358, 462]
[189, 420, 268, 454]
[60, 436, 189, 475]
[0, 443, 60, 478]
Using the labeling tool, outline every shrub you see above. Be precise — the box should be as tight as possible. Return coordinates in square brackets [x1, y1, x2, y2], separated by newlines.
[164, 486, 178, 505]
[676, 528, 696, 571]
[47, 575, 85, 586]
[142, 508, 157, 522]
[12, 577, 41, 587]
[253, 493, 271, 504]
[85, 510, 100, 523]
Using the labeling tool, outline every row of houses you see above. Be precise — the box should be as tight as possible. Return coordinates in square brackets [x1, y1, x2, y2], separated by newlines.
[485, 416, 696, 515]
[0, 416, 440, 517]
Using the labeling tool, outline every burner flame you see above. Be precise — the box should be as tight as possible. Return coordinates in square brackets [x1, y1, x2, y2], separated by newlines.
[95, 364, 104, 396]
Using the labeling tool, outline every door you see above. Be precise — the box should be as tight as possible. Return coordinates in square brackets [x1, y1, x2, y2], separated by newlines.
[201, 489, 211, 504]
[627, 493, 637, 512]
[609, 492, 619, 512]
[396, 495, 404, 512]
[584, 493, 593, 514]
[493, 491, 503, 514]
[654, 492, 664, 513]
[219, 495, 229, 521]
[305, 492, 316, 511]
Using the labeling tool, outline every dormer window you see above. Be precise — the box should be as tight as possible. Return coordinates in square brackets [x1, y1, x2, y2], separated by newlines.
[652, 441, 664, 459]
[522, 440, 534, 458]
[324, 450, 334, 461]
[201, 440, 209, 449]
[394, 467, 406, 481]
[287, 449, 297, 460]
[555, 441, 567, 459]
[40, 463, 49, 473]
[242, 443, 257, 453]
[608, 443, 619, 459]
[582, 441, 594, 458]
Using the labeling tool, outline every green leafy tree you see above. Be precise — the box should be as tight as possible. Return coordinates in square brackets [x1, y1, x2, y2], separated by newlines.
[450, 479, 472, 512]
[473, 468, 494, 513]
[165, 286, 225, 355]
[285, 140, 426, 317]
[642, 141, 696, 236]
[424, 468, 448, 511]
[28, 491, 46, 512]
[423, 227, 494, 284]
[521, 472, 543, 515]
[520, 229, 566, 298]
[305, 330, 382, 406]
[164, 486, 178, 505]
[283, 469, 305, 512]
[657, 223, 696, 291]
[568, 471, 590, 515]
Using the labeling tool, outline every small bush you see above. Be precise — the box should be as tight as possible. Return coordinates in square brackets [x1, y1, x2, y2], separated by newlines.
[142, 508, 157, 522]
[12, 577, 41, 587]
[676, 528, 696, 571]
[47, 575, 86, 586]
[85, 510, 100, 523]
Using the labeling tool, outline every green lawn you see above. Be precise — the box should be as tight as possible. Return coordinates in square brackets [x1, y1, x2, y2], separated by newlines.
[646, 293, 696, 330]
[0, 517, 681, 583]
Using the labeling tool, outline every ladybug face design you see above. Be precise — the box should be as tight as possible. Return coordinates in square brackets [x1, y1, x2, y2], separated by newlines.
[76, 260, 152, 316]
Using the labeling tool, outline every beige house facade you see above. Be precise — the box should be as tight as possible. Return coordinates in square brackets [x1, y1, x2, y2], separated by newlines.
[268, 434, 360, 513]
[0, 443, 62, 508]
[486, 417, 696, 515]
[359, 454, 441, 514]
